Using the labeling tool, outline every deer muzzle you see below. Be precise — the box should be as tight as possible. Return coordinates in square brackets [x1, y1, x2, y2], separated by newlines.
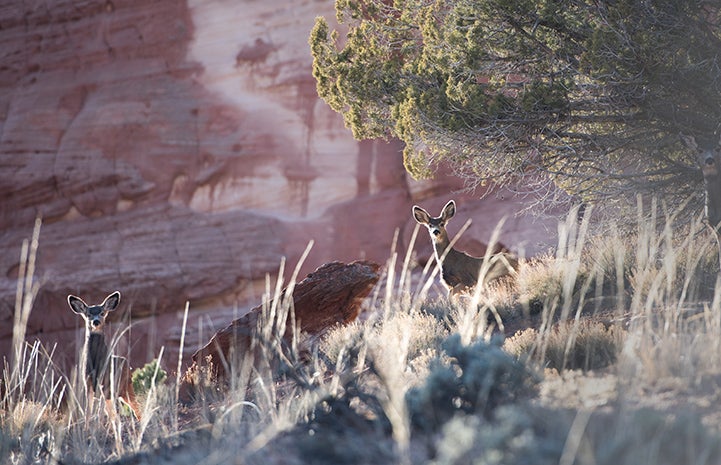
[702, 156, 718, 177]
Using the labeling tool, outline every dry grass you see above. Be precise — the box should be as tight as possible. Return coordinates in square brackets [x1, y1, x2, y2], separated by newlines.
[4, 200, 721, 464]
[504, 321, 626, 371]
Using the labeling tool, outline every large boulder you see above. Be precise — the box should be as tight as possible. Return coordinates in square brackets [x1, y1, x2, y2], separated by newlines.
[179, 260, 381, 401]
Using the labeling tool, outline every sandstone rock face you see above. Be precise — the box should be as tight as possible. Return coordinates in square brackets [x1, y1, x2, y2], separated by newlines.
[0, 0, 564, 373]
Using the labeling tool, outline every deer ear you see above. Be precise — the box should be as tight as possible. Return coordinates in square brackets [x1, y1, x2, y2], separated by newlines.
[413, 206, 431, 224]
[441, 200, 456, 220]
[68, 295, 88, 315]
[679, 133, 698, 151]
[102, 291, 121, 312]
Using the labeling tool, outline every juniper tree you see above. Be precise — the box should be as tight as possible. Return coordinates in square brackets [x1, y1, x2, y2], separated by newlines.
[310, 0, 721, 206]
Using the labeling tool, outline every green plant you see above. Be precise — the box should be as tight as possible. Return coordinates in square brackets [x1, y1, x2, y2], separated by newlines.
[310, 1, 718, 207]
[132, 359, 168, 397]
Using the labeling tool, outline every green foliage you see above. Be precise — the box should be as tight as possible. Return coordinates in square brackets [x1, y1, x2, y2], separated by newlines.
[406, 334, 539, 431]
[310, 0, 719, 204]
[131, 359, 167, 396]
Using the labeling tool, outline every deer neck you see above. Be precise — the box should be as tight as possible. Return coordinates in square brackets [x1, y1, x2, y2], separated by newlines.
[85, 331, 109, 389]
[704, 173, 721, 229]
[432, 233, 453, 262]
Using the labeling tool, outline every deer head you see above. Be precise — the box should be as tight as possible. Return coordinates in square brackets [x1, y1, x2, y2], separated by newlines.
[67, 291, 121, 333]
[680, 133, 721, 179]
[413, 200, 456, 248]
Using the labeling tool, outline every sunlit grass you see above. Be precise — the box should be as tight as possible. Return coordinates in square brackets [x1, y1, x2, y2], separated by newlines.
[3, 198, 721, 464]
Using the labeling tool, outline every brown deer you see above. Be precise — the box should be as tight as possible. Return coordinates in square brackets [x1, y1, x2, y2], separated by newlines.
[681, 133, 721, 271]
[67, 291, 141, 420]
[413, 200, 519, 298]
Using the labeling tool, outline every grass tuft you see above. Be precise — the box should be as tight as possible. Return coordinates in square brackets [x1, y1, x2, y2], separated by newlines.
[504, 321, 626, 371]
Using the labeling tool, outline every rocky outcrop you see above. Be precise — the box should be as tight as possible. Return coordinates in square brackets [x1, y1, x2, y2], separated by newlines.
[179, 260, 380, 401]
[0, 0, 564, 373]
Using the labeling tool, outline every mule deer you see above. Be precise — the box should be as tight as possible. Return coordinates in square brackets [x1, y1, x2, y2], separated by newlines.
[681, 134, 721, 273]
[413, 200, 519, 298]
[681, 134, 721, 231]
[68, 291, 140, 420]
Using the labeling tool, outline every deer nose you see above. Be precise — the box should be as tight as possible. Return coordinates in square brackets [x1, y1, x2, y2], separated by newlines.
[432, 229, 441, 237]
[92, 319, 102, 327]
[706, 157, 715, 166]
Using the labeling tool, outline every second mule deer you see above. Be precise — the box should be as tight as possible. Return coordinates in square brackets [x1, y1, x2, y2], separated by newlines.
[68, 291, 141, 420]
[681, 133, 721, 273]
[413, 200, 519, 298]
[681, 133, 721, 230]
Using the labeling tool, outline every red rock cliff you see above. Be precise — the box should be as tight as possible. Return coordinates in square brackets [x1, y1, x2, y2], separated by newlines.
[0, 0, 562, 372]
